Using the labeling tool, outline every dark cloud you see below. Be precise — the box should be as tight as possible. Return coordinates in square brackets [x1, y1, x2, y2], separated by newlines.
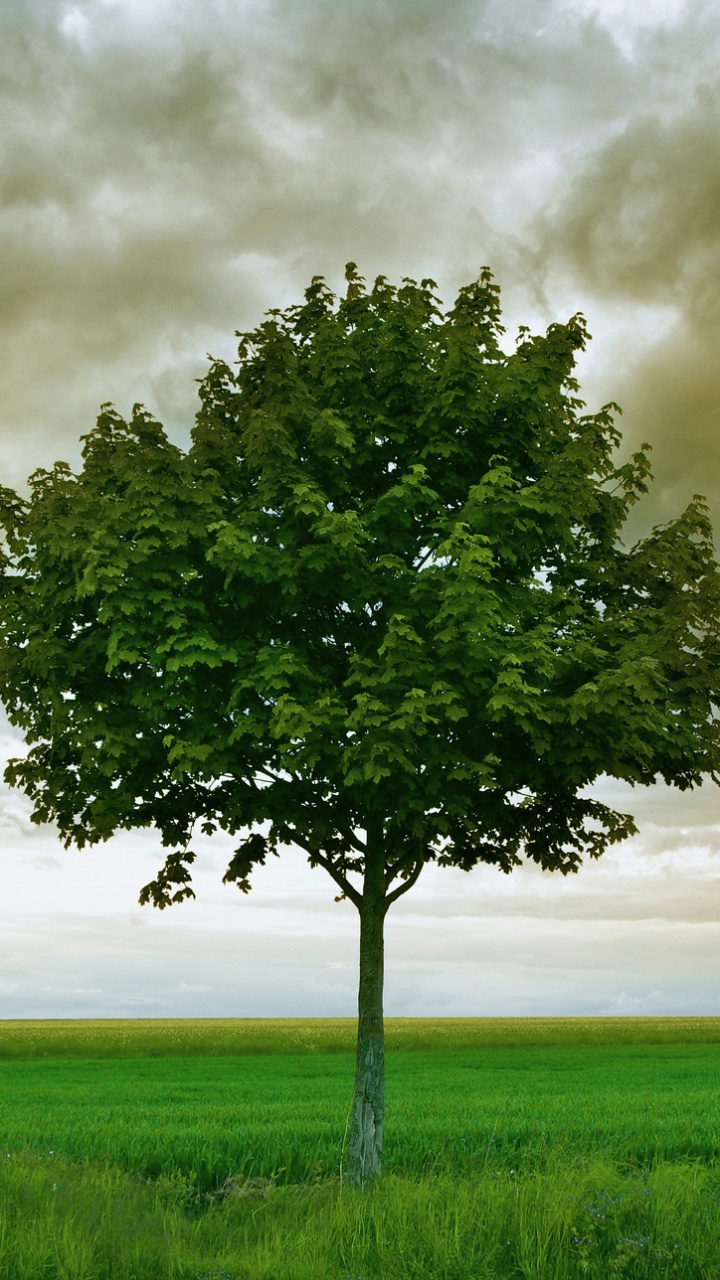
[0, 0, 639, 484]
[547, 110, 720, 309]
[539, 4, 720, 527]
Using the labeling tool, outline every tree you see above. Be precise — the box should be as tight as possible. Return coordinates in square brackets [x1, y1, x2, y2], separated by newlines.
[1, 264, 720, 1189]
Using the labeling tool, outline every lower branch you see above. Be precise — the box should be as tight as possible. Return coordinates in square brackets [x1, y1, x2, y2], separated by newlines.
[385, 854, 425, 907]
[297, 844, 362, 909]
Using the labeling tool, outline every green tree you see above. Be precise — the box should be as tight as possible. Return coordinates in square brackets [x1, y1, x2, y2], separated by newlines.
[1, 264, 719, 1189]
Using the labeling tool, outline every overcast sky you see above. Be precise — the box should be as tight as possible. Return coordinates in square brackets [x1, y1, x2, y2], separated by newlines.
[2, 0, 720, 1020]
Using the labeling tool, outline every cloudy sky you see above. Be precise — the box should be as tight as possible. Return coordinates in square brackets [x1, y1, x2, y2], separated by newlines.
[2, 0, 720, 1020]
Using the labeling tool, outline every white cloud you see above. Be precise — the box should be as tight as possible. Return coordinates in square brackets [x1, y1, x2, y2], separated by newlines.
[598, 989, 667, 1014]
[557, 0, 691, 58]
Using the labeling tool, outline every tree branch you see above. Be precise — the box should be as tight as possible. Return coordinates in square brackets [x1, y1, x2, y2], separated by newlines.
[294, 839, 362, 909]
[254, 766, 293, 786]
[338, 824, 366, 854]
[385, 845, 417, 887]
[385, 855, 425, 907]
[413, 545, 436, 571]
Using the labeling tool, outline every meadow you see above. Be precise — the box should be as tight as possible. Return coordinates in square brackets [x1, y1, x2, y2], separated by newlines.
[0, 1017, 719, 1279]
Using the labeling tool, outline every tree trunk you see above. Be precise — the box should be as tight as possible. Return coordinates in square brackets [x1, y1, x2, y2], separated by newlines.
[347, 826, 386, 1190]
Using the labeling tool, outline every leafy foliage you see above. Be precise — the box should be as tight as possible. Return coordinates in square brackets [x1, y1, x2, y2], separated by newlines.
[1, 264, 719, 911]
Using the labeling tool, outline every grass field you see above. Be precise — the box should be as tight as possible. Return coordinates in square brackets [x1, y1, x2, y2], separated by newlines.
[1, 1018, 719, 1278]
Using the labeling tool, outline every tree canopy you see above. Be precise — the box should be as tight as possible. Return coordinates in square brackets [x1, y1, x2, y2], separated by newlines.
[1, 266, 720, 912]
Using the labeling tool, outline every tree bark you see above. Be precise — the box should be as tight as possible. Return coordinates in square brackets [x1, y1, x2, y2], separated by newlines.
[347, 823, 387, 1190]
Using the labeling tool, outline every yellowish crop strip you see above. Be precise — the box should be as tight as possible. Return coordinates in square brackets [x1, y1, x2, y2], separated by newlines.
[1, 1015, 720, 1058]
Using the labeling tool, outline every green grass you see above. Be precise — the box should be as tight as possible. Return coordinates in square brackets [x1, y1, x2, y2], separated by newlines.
[1, 1018, 719, 1278]
[2, 1043, 720, 1185]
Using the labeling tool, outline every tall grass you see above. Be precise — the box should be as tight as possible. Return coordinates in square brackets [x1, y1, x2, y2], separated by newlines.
[0, 1148, 717, 1279]
[0, 1019, 719, 1278]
